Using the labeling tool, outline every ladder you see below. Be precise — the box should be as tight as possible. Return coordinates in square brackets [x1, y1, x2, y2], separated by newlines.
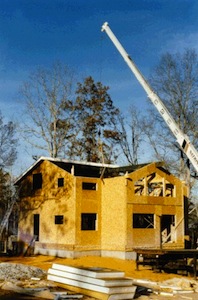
[24, 235, 37, 256]
[0, 196, 17, 238]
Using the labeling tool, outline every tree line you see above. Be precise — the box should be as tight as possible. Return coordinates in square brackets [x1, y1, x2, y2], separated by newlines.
[0, 49, 198, 233]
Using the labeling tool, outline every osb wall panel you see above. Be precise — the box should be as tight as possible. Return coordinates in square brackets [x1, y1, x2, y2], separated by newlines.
[75, 177, 101, 248]
[19, 160, 76, 245]
[126, 203, 161, 249]
[101, 176, 127, 251]
[174, 206, 185, 244]
[132, 229, 159, 248]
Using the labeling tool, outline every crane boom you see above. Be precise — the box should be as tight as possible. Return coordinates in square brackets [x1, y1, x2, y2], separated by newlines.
[101, 22, 198, 173]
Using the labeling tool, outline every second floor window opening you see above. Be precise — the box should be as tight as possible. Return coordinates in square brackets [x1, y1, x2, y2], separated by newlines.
[58, 178, 64, 187]
[82, 182, 97, 190]
[33, 173, 42, 190]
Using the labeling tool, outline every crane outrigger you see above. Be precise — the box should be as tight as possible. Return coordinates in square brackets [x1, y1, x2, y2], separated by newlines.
[101, 22, 198, 174]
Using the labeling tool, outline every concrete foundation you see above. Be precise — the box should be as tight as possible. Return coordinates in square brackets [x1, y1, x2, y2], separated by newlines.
[34, 246, 137, 261]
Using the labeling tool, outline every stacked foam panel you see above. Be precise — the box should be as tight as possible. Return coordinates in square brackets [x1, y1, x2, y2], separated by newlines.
[47, 264, 136, 300]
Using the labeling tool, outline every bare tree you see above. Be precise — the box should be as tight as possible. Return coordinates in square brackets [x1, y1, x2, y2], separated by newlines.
[117, 106, 145, 165]
[145, 49, 198, 178]
[0, 111, 18, 241]
[19, 62, 76, 158]
[0, 112, 17, 168]
[0, 169, 11, 207]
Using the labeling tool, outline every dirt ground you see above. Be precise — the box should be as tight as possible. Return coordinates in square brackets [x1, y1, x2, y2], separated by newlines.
[0, 254, 185, 281]
[0, 254, 197, 300]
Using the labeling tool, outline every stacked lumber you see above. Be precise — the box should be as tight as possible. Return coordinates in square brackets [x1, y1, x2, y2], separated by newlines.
[47, 264, 136, 300]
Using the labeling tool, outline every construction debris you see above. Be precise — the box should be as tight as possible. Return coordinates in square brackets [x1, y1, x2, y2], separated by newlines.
[133, 277, 198, 298]
[1, 262, 198, 299]
[1, 281, 54, 299]
[0, 262, 46, 280]
[53, 292, 83, 299]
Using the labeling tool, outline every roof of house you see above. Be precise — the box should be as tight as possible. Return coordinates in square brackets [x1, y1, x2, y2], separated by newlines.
[14, 156, 164, 184]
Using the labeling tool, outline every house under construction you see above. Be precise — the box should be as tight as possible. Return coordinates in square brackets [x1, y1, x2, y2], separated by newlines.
[14, 156, 188, 259]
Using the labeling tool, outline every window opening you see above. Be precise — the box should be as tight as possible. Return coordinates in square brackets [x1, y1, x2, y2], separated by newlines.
[55, 215, 64, 224]
[134, 173, 175, 197]
[33, 214, 40, 241]
[58, 178, 64, 187]
[81, 213, 97, 230]
[165, 183, 174, 197]
[134, 178, 144, 195]
[33, 173, 42, 190]
[133, 213, 154, 228]
[148, 182, 163, 196]
[82, 182, 96, 190]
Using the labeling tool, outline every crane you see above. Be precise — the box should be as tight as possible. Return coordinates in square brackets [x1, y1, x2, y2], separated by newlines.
[101, 22, 198, 174]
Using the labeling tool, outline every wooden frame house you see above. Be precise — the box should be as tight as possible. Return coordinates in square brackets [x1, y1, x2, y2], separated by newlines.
[14, 157, 188, 259]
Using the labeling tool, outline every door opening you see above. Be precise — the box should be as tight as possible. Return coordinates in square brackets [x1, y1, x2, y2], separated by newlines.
[33, 214, 40, 241]
[161, 215, 175, 244]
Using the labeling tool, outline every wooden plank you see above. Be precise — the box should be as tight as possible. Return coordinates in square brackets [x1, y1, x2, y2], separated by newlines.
[108, 294, 136, 300]
[52, 264, 125, 279]
[47, 274, 136, 295]
[48, 268, 133, 287]
[55, 283, 109, 300]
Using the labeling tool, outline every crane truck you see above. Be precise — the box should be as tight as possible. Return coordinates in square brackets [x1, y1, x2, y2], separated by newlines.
[101, 22, 198, 174]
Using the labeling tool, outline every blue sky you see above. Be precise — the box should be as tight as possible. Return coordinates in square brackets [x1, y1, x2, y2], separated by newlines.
[1, 0, 198, 175]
